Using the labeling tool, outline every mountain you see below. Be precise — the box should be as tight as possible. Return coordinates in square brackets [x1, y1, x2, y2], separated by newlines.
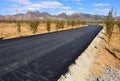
[70, 13, 104, 20]
[26, 11, 52, 19]
[0, 14, 2, 18]
[115, 16, 120, 20]
[0, 11, 105, 20]
[55, 13, 68, 20]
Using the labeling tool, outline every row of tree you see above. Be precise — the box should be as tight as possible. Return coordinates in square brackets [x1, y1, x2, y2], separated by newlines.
[1, 13, 120, 42]
[0, 19, 90, 34]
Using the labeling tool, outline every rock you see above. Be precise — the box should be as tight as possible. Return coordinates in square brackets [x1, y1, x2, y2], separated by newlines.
[87, 66, 120, 81]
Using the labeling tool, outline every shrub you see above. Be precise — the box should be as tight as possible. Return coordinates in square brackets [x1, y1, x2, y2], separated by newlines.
[60, 20, 65, 29]
[56, 20, 65, 30]
[71, 20, 75, 27]
[75, 20, 81, 26]
[104, 9, 115, 45]
[29, 20, 39, 33]
[66, 20, 73, 28]
[67, 20, 71, 27]
[46, 20, 51, 32]
[15, 21, 21, 33]
[56, 20, 59, 30]
[81, 20, 86, 26]
[117, 19, 120, 32]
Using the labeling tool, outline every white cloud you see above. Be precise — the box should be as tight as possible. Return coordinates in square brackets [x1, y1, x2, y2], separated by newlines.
[95, 8, 110, 13]
[9, 0, 72, 15]
[39, 1, 63, 8]
[79, 7, 83, 10]
[18, 1, 63, 11]
[11, 0, 31, 4]
[94, 3, 110, 7]
[76, 3, 82, 5]
[61, 7, 71, 9]
[11, 0, 63, 9]
[10, 0, 67, 13]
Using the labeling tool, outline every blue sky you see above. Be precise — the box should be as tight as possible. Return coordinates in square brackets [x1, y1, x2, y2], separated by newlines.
[0, 0, 120, 16]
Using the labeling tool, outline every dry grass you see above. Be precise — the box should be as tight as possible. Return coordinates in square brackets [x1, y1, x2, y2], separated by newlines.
[0, 23, 19, 39]
[91, 25, 120, 77]
[0, 22, 81, 39]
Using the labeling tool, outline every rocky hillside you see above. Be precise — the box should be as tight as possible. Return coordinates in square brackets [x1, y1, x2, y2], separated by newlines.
[0, 11, 105, 20]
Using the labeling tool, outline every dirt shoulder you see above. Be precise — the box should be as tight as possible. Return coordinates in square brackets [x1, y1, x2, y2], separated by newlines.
[90, 25, 120, 81]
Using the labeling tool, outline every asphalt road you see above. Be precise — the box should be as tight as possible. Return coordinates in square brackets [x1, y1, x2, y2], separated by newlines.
[0, 25, 102, 81]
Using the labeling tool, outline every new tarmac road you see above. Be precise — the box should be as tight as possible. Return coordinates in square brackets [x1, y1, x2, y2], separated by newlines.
[0, 25, 102, 81]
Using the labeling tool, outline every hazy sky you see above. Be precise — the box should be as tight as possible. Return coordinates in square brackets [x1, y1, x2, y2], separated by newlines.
[0, 0, 120, 16]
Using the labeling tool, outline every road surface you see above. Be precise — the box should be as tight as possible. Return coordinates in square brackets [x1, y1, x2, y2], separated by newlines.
[0, 25, 102, 81]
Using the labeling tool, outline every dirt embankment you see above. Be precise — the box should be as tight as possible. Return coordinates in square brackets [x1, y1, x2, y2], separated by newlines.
[89, 25, 120, 81]
[58, 25, 120, 81]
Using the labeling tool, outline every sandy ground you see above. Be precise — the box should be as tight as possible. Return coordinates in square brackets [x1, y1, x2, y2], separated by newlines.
[0, 22, 82, 39]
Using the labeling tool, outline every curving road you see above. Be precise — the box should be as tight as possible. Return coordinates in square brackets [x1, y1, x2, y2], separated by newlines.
[0, 25, 102, 81]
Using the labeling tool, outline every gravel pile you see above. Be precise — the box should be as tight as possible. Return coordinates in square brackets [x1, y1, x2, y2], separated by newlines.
[87, 66, 120, 81]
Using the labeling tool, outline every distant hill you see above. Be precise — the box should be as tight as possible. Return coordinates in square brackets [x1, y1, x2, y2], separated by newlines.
[0, 14, 2, 17]
[0, 11, 106, 20]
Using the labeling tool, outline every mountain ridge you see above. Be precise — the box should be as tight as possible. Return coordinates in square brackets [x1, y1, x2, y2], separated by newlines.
[0, 11, 106, 20]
